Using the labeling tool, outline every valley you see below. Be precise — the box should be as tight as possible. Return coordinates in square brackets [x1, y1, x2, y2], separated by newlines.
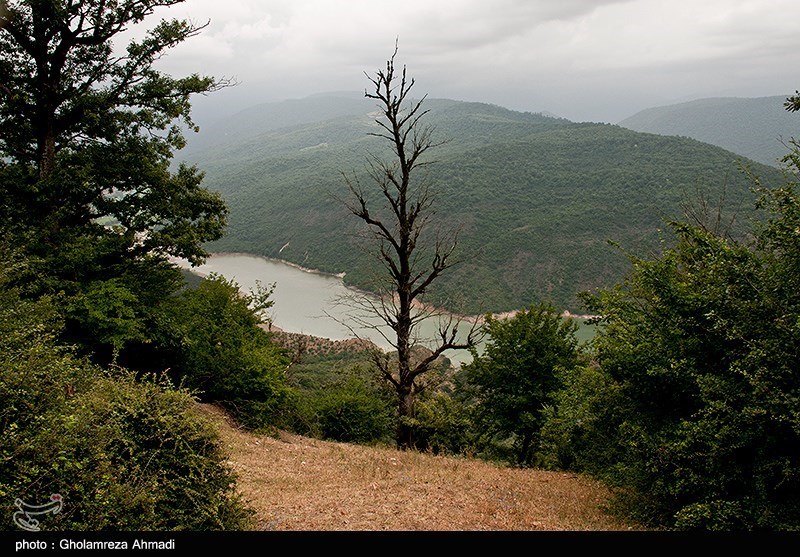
[183, 93, 784, 315]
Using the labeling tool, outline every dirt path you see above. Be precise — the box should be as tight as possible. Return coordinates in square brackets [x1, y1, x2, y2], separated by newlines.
[198, 404, 634, 531]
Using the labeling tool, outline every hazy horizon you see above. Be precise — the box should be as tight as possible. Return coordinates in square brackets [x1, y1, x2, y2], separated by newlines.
[187, 88, 795, 132]
[126, 0, 800, 127]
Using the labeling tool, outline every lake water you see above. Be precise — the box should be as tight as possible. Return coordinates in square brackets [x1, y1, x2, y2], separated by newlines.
[177, 253, 478, 366]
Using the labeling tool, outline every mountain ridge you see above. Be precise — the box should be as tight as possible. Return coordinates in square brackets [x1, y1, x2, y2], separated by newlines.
[182, 94, 784, 314]
[618, 95, 796, 167]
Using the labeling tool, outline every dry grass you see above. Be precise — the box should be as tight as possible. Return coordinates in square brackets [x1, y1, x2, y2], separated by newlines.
[198, 403, 635, 531]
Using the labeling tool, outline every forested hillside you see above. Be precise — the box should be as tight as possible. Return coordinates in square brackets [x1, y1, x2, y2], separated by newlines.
[184, 94, 783, 314]
[4, 0, 799, 535]
[619, 96, 796, 167]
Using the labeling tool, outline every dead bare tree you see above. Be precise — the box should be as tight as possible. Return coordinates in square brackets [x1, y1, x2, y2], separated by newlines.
[344, 46, 480, 449]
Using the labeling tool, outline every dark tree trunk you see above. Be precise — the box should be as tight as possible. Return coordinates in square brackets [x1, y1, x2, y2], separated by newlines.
[347, 46, 478, 450]
[395, 287, 414, 448]
[396, 387, 415, 450]
[516, 431, 535, 467]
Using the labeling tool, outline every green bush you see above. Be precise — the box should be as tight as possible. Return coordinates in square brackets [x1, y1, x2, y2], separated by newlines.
[282, 348, 396, 442]
[673, 500, 750, 531]
[409, 391, 476, 456]
[313, 377, 393, 443]
[154, 274, 293, 429]
[39, 372, 251, 530]
[0, 288, 95, 505]
[537, 364, 624, 474]
[0, 279, 250, 530]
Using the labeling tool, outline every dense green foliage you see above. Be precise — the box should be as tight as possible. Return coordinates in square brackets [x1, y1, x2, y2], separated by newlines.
[539, 166, 800, 529]
[0, 0, 228, 361]
[285, 348, 395, 444]
[153, 274, 293, 429]
[0, 2, 284, 531]
[409, 391, 477, 456]
[461, 304, 581, 466]
[0, 266, 250, 530]
[185, 94, 782, 314]
[313, 377, 394, 443]
[538, 364, 624, 474]
[619, 95, 796, 167]
[279, 341, 466, 447]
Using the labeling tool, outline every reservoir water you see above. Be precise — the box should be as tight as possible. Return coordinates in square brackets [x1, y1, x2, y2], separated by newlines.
[179, 253, 478, 366]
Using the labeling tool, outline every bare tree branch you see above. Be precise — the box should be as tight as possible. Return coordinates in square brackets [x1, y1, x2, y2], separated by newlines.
[343, 44, 478, 449]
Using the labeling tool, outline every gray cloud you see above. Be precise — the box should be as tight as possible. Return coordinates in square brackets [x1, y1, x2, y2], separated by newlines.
[136, 0, 800, 123]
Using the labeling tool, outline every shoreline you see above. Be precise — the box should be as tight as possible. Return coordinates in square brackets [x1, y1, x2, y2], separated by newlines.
[201, 251, 347, 279]
[180, 252, 599, 324]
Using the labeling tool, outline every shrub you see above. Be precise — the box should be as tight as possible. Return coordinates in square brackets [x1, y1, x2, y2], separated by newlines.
[154, 274, 293, 429]
[537, 364, 624, 474]
[313, 377, 393, 443]
[0, 279, 250, 530]
[37, 372, 252, 530]
[409, 391, 476, 456]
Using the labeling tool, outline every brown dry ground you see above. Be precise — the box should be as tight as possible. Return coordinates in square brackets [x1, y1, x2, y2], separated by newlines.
[198, 403, 635, 531]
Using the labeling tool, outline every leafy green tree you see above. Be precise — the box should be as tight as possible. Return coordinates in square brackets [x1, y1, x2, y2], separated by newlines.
[538, 94, 800, 530]
[537, 364, 624, 474]
[564, 128, 800, 527]
[67, 278, 147, 362]
[581, 217, 800, 528]
[155, 274, 293, 428]
[0, 0, 228, 359]
[462, 303, 581, 466]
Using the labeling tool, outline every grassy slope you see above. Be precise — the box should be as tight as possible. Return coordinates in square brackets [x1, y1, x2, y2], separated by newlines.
[185, 95, 784, 314]
[198, 403, 635, 531]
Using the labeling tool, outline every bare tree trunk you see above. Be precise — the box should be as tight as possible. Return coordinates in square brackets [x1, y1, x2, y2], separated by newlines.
[346, 45, 480, 449]
[397, 386, 415, 449]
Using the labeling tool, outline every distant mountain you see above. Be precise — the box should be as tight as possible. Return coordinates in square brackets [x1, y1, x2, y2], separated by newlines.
[186, 92, 374, 154]
[618, 96, 797, 167]
[181, 94, 784, 314]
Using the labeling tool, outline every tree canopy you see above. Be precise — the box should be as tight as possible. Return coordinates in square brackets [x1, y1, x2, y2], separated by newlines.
[463, 303, 581, 466]
[546, 143, 800, 528]
[0, 0, 228, 359]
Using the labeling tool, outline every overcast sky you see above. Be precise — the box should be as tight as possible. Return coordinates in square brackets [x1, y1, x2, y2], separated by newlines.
[135, 0, 800, 124]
